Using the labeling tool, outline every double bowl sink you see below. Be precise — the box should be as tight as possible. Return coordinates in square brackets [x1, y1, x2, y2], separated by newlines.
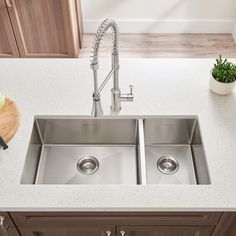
[21, 116, 210, 185]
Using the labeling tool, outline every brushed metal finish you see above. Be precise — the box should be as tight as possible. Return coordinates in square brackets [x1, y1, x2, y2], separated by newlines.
[77, 156, 99, 175]
[92, 94, 103, 117]
[24, 118, 139, 185]
[90, 19, 134, 116]
[143, 118, 195, 145]
[91, 19, 119, 65]
[21, 116, 210, 185]
[137, 119, 146, 185]
[143, 118, 209, 185]
[106, 231, 112, 236]
[35, 146, 138, 184]
[36, 118, 137, 144]
[157, 155, 179, 175]
[120, 231, 126, 236]
[146, 146, 196, 184]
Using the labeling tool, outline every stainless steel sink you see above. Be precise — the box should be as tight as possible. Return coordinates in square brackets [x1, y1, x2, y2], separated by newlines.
[144, 118, 210, 185]
[21, 116, 210, 185]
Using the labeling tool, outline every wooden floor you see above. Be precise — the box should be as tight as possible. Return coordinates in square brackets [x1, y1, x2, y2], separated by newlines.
[79, 33, 236, 58]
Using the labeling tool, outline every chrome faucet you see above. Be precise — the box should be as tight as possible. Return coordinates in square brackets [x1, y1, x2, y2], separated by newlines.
[90, 19, 134, 117]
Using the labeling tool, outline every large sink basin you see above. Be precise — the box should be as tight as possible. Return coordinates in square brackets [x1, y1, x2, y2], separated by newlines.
[21, 116, 210, 185]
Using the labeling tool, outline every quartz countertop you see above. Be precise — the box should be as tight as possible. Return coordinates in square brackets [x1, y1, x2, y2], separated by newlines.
[0, 58, 236, 211]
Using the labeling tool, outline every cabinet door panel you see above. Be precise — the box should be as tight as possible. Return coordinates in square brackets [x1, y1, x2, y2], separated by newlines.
[7, 0, 79, 57]
[0, 0, 19, 57]
[0, 228, 20, 236]
[117, 226, 214, 236]
[19, 227, 113, 236]
[0, 212, 20, 236]
[212, 213, 236, 236]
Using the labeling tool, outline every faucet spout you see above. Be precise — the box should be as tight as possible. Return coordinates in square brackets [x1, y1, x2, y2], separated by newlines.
[90, 19, 134, 117]
[91, 19, 119, 67]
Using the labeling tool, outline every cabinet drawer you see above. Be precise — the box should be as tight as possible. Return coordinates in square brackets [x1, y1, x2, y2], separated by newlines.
[18, 226, 114, 236]
[10, 212, 222, 226]
[117, 225, 215, 236]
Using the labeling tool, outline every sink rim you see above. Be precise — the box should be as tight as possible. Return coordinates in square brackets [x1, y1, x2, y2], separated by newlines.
[21, 115, 211, 186]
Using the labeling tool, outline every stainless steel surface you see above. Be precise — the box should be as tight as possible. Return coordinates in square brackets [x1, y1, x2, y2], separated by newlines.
[157, 155, 179, 175]
[22, 118, 139, 185]
[21, 116, 210, 185]
[35, 146, 138, 184]
[120, 85, 134, 102]
[137, 119, 147, 184]
[120, 231, 126, 236]
[0, 216, 9, 236]
[145, 145, 196, 184]
[92, 94, 103, 117]
[144, 118, 210, 185]
[106, 231, 112, 236]
[90, 19, 134, 116]
[77, 156, 99, 175]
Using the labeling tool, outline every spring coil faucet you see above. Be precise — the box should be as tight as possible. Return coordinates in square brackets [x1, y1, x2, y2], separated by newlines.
[90, 19, 134, 117]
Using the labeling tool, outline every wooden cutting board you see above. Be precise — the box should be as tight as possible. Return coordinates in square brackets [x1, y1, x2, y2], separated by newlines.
[0, 98, 20, 143]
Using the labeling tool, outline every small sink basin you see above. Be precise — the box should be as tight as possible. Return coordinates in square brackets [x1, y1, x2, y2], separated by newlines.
[144, 118, 210, 185]
[21, 116, 210, 185]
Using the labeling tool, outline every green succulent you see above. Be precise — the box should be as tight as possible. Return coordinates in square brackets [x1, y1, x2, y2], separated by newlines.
[212, 55, 236, 83]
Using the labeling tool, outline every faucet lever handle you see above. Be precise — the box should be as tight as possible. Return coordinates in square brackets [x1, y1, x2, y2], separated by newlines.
[129, 85, 134, 95]
[119, 85, 134, 103]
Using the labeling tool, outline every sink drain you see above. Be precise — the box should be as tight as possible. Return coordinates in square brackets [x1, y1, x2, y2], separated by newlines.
[77, 156, 99, 175]
[157, 155, 179, 175]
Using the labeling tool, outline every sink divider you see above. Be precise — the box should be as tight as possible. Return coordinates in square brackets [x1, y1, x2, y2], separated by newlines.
[34, 120, 45, 184]
[137, 119, 147, 185]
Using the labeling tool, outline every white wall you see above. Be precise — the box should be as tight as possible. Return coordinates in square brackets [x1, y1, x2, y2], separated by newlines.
[233, 23, 236, 42]
[82, 0, 236, 20]
[81, 0, 236, 33]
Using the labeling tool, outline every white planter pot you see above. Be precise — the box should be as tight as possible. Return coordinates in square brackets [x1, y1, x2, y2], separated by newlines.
[209, 71, 235, 95]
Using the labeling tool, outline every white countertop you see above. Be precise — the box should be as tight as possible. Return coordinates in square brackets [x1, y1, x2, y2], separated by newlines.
[0, 58, 236, 212]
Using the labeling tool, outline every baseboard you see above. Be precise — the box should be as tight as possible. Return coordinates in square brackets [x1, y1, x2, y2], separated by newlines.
[232, 22, 236, 43]
[83, 19, 235, 34]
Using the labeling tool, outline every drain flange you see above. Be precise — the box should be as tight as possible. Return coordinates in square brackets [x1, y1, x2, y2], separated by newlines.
[77, 156, 99, 175]
[157, 155, 179, 175]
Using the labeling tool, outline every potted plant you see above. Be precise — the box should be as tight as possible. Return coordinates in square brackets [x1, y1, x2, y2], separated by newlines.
[209, 55, 236, 95]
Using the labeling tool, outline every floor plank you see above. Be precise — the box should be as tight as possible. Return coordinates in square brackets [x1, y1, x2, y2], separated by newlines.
[79, 33, 236, 58]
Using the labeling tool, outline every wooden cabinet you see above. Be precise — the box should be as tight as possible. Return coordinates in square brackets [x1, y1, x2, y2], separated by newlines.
[8, 212, 221, 236]
[212, 213, 236, 236]
[117, 226, 214, 236]
[0, 212, 20, 236]
[7, 211, 236, 236]
[0, 0, 19, 57]
[19, 226, 113, 236]
[0, 0, 82, 58]
[9, 212, 221, 226]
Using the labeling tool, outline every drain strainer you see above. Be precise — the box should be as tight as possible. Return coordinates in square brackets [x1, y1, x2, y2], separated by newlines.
[157, 155, 179, 175]
[77, 156, 99, 175]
